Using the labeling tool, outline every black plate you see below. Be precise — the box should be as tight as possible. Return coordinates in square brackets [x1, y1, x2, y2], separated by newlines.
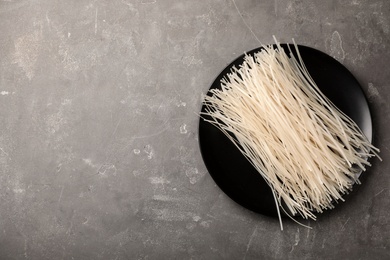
[198, 44, 373, 218]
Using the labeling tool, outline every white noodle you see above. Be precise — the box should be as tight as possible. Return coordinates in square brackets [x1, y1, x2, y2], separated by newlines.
[201, 39, 381, 228]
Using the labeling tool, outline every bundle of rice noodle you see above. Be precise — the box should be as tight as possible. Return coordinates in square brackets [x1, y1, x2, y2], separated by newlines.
[201, 39, 380, 229]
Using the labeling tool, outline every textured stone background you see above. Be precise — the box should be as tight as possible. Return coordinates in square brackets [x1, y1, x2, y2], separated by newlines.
[0, 0, 389, 259]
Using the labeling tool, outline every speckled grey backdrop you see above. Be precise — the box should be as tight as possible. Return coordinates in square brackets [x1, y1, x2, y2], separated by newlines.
[0, 0, 389, 259]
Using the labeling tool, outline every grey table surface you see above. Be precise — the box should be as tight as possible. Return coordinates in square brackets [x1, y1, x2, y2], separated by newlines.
[0, 0, 389, 259]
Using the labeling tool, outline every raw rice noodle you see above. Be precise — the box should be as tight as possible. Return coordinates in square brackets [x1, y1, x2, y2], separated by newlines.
[201, 39, 380, 229]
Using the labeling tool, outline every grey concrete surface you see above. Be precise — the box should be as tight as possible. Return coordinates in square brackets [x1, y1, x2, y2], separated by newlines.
[0, 0, 389, 259]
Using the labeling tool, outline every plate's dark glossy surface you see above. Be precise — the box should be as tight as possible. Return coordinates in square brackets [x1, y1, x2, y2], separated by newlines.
[198, 44, 372, 218]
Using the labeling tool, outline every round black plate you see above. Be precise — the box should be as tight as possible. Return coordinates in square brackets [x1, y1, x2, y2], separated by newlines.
[198, 44, 373, 218]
